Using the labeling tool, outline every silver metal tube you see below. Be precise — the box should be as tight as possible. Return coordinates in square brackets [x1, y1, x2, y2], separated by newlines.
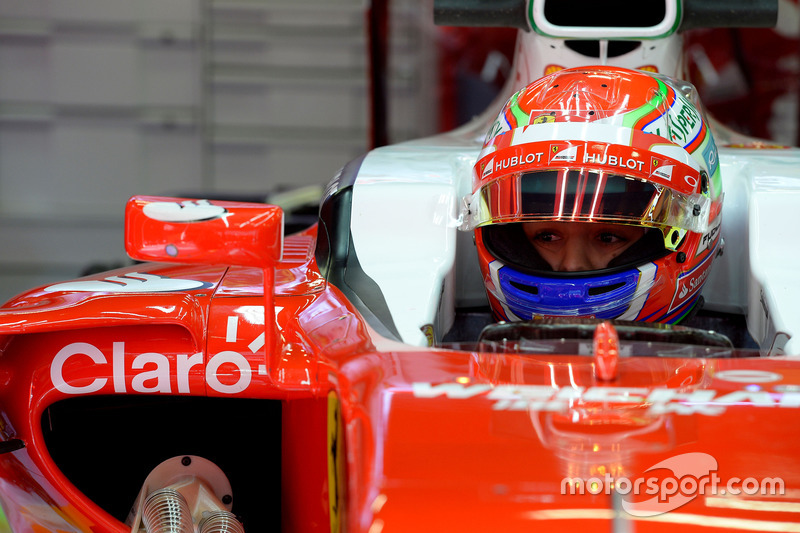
[142, 488, 194, 533]
[198, 510, 245, 533]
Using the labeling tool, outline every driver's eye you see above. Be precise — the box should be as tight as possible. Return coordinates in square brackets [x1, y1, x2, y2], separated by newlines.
[598, 232, 620, 243]
[533, 232, 560, 243]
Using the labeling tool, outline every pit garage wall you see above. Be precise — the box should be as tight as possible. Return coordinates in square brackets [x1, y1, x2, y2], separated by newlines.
[0, 0, 438, 304]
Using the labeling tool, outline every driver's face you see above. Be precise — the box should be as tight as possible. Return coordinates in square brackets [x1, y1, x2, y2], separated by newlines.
[522, 221, 645, 272]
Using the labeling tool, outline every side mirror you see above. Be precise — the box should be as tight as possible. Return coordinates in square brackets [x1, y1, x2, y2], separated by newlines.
[125, 196, 284, 356]
[125, 196, 283, 268]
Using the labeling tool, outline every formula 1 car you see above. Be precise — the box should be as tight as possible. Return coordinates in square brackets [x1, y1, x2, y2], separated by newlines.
[0, 0, 799, 532]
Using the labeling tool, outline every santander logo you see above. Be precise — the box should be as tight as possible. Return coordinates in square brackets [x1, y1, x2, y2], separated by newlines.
[142, 199, 228, 223]
[670, 255, 712, 311]
[678, 269, 707, 299]
[44, 272, 211, 293]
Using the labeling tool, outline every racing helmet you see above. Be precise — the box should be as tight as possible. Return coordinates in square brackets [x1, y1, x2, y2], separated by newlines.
[463, 66, 723, 323]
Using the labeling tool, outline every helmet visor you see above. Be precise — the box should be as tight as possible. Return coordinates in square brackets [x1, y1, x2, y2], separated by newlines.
[463, 169, 711, 235]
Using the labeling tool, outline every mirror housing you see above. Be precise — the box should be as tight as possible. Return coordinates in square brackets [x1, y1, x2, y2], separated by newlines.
[125, 196, 285, 357]
[125, 196, 283, 268]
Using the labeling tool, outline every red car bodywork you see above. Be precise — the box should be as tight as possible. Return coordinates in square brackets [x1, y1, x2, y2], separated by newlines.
[0, 196, 796, 532]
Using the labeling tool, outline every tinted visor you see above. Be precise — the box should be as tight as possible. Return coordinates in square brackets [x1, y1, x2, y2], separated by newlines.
[464, 169, 710, 234]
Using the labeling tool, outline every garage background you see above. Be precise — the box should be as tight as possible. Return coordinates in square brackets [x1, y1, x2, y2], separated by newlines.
[0, 0, 797, 303]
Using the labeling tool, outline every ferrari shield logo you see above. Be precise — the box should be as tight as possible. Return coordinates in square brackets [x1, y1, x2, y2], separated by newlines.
[549, 144, 577, 163]
[482, 158, 494, 178]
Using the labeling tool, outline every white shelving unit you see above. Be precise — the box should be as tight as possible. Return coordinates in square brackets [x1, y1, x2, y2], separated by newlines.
[0, 0, 438, 303]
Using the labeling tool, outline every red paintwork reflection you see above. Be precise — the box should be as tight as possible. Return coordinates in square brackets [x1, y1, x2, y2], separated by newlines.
[0, 207, 797, 532]
[125, 196, 283, 269]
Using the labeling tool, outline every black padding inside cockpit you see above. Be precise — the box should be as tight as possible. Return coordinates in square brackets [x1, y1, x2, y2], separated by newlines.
[316, 154, 402, 341]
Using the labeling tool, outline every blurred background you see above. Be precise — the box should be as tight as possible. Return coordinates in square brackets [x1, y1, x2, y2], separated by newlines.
[0, 0, 797, 303]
